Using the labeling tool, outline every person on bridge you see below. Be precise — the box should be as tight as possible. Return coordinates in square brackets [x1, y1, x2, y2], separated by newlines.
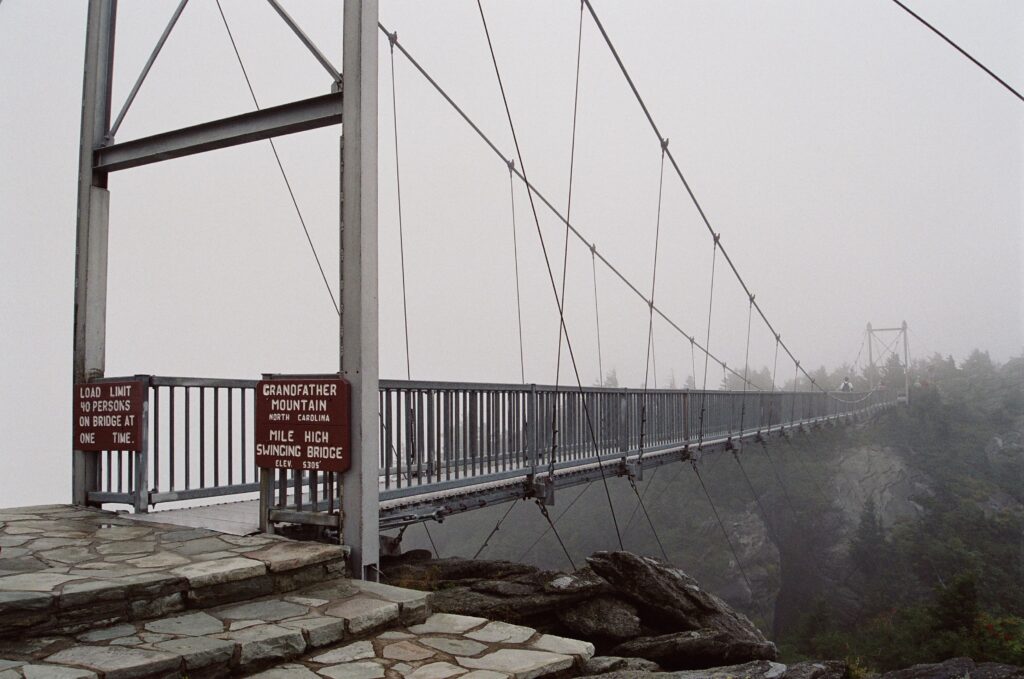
[839, 377, 854, 392]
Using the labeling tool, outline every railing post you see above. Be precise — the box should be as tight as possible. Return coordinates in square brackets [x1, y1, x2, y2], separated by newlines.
[619, 388, 629, 453]
[527, 384, 538, 474]
[133, 379, 151, 513]
[259, 468, 273, 534]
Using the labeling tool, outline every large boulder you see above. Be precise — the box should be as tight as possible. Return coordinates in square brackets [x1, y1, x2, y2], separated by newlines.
[578, 659, 845, 679]
[879, 658, 1024, 679]
[587, 551, 776, 667]
[611, 630, 776, 670]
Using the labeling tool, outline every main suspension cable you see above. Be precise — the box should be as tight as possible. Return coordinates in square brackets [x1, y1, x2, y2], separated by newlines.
[887, 0, 1023, 104]
[581, 0, 853, 403]
[378, 24, 761, 394]
[215, 0, 339, 316]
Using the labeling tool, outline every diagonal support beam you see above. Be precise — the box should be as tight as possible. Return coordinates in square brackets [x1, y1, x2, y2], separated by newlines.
[266, 0, 342, 84]
[95, 91, 342, 172]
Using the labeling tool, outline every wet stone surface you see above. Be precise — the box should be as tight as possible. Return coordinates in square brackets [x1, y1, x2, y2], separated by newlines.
[0, 505, 347, 637]
[0, 506, 595, 679]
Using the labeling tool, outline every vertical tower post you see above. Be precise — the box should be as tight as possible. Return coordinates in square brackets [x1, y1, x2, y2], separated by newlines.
[73, 0, 117, 505]
[866, 322, 874, 389]
[340, 0, 380, 580]
[902, 320, 910, 405]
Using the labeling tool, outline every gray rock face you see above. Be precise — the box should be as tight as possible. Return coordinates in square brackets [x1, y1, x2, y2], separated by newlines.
[386, 550, 779, 671]
[588, 552, 776, 668]
[879, 657, 1024, 679]
[581, 656, 662, 675]
[611, 630, 776, 670]
[578, 659, 845, 679]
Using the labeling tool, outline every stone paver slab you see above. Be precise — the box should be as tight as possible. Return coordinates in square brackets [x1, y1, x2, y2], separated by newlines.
[125, 552, 190, 568]
[280, 617, 346, 648]
[46, 645, 180, 679]
[325, 597, 398, 634]
[95, 541, 155, 556]
[459, 671, 507, 679]
[456, 650, 574, 679]
[421, 637, 488, 657]
[170, 557, 266, 587]
[0, 572, 84, 592]
[0, 590, 51, 612]
[245, 543, 344, 573]
[286, 596, 330, 608]
[311, 641, 375, 664]
[215, 599, 309, 622]
[382, 640, 435, 661]
[466, 622, 535, 645]
[530, 634, 594, 659]
[78, 624, 136, 643]
[22, 665, 98, 679]
[154, 636, 236, 669]
[407, 662, 470, 679]
[251, 664, 322, 679]
[318, 661, 385, 679]
[145, 611, 224, 636]
[409, 613, 487, 635]
[225, 623, 307, 666]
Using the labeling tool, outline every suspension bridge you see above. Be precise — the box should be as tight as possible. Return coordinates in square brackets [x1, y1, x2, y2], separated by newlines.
[66, 0, 955, 580]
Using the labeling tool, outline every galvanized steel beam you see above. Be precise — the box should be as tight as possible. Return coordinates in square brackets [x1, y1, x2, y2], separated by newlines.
[95, 91, 343, 172]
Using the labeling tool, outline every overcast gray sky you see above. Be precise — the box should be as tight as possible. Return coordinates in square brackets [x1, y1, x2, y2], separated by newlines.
[1, 1, 1021, 507]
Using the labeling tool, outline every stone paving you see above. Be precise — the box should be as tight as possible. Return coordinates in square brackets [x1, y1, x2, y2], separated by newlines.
[0, 506, 595, 679]
[0, 505, 347, 637]
[0, 585, 591, 678]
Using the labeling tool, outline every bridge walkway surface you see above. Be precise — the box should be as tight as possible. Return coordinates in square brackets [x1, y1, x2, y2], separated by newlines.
[0, 504, 594, 678]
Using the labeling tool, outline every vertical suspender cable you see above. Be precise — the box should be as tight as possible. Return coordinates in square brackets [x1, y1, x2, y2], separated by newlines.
[549, 1, 586, 473]
[474, 0, 622, 549]
[389, 35, 412, 380]
[509, 165, 526, 383]
[698, 237, 719, 446]
[738, 296, 754, 435]
[591, 246, 604, 385]
[641, 146, 667, 458]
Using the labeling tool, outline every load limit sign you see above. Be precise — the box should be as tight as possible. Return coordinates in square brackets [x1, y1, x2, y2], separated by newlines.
[255, 377, 351, 473]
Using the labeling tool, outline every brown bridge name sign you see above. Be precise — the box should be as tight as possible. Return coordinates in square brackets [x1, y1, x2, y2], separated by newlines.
[255, 377, 351, 473]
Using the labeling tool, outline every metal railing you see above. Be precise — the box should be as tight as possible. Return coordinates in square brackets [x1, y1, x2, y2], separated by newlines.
[87, 375, 891, 513]
[377, 380, 890, 500]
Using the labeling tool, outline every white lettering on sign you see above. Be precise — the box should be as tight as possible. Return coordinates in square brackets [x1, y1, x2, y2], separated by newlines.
[261, 383, 338, 397]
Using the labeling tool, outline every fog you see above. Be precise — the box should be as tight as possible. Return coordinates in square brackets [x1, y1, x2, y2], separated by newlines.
[0, 1, 1021, 507]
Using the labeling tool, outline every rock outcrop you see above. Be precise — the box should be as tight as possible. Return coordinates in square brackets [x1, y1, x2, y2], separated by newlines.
[578, 658, 846, 679]
[382, 550, 777, 670]
[878, 657, 1024, 679]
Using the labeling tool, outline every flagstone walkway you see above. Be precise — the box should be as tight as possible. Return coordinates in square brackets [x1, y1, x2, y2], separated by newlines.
[0, 506, 595, 679]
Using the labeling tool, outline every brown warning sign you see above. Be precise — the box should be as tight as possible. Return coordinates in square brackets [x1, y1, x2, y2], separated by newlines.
[255, 378, 351, 473]
[73, 381, 145, 452]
